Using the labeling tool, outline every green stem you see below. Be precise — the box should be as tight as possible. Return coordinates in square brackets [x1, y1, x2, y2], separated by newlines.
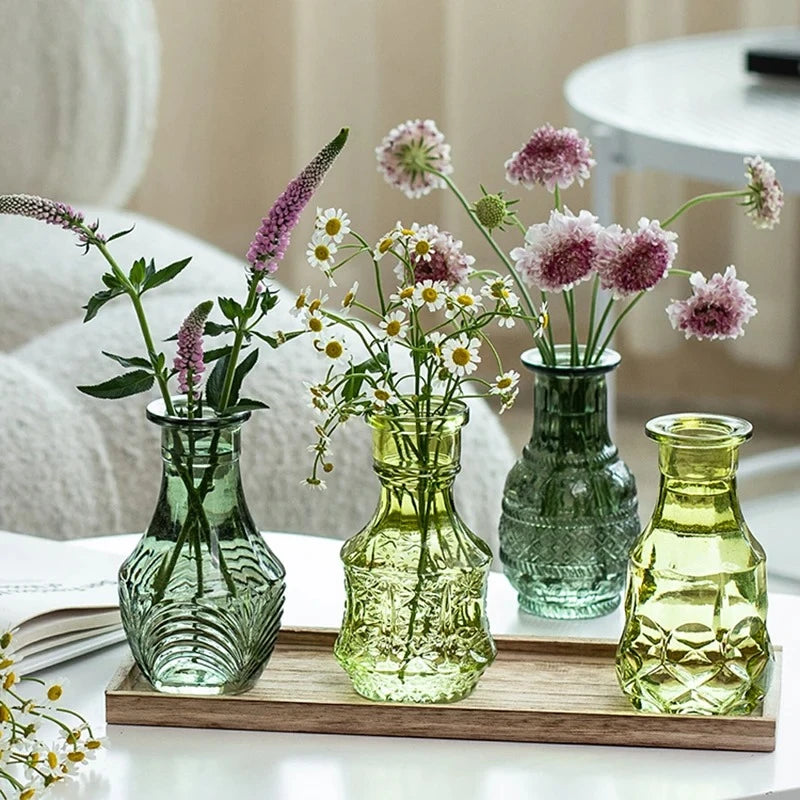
[591, 291, 645, 364]
[584, 276, 600, 366]
[564, 289, 578, 365]
[218, 278, 260, 411]
[661, 189, 750, 228]
[588, 296, 616, 364]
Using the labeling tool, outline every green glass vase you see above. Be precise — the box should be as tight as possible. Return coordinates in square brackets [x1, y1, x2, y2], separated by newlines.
[334, 402, 496, 703]
[118, 399, 286, 695]
[499, 345, 639, 618]
[616, 413, 773, 715]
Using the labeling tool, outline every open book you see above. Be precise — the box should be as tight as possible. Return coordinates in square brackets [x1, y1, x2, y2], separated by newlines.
[0, 531, 125, 672]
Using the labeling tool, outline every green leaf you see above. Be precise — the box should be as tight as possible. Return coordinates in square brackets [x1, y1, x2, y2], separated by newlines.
[205, 320, 235, 337]
[218, 296, 243, 321]
[205, 354, 229, 412]
[77, 370, 154, 400]
[342, 368, 364, 403]
[226, 398, 269, 412]
[260, 288, 279, 314]
[101, 351, 152, 370]
[83, 287, 125, 322]
[251, 329, 304, 349]
[141, 257, 192, 293]
[129, 258, 146, 286]
[361, 352, 389, 373]
[101, 272, 123, 290]
[204, 344, 235, 364]
[106, 224, 136, 244]
[226, 349, 259, 409]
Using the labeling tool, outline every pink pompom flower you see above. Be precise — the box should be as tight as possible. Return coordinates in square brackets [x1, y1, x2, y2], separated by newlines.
[666, 266, 757, 341]
[376, 119, 453, 199]
[510, 208, 602, 293]
[505, 124, 595, 192]
[174, 301, 212, 394]
[392, 223, 474, 287]
[596, 218, 678, 298]
[744, 156, 783, 230]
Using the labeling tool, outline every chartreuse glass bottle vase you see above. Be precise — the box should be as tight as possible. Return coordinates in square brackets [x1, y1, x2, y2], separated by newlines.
[334, 402, 496, 703]
[118, 399, 286, 695]
[499, 345, 639, 619]
[616, 413, 773, 715]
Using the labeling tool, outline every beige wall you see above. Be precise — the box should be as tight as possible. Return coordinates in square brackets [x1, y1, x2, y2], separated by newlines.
[130, 0, 800, 428]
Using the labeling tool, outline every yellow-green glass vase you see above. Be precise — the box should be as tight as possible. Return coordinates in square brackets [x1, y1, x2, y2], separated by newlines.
[333, 402, 496, 703]
[616, 413, 773, 715]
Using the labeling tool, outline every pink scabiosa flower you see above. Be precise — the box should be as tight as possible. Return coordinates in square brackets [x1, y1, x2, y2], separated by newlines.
[505, 124, 595, 192]
[666, 266, 757, 341]
[596, 218, 678, 298]
[247, 127, 349, 273]
[744, 156, 783, 230]
[394, 223, 474, 287]
[174, 301, 213, 394]
[376, 119, 453, 199]
[510, 208, 602, 293]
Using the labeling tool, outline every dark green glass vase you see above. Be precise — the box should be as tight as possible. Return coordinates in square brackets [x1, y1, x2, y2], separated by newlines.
[118, 399, 285, 695]
[499, 345, 639, 619]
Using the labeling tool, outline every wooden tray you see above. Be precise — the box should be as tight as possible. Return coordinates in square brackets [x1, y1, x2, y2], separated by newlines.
[105, 627, 781, 752]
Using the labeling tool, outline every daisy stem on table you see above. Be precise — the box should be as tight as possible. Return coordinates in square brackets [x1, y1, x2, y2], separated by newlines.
[661, 189, 751, 229]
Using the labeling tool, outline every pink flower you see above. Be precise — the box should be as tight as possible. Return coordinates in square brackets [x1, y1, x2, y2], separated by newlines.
[247, 128, 349, 272]
[376, 119, 452, 199]
[0, 193, 84, 230]
[505, 124, 595, 192]
[174, 301, 212, 394]
[666, 266, 756, 341]
[744, 156, 783, 230]
[395, 223, 474, 287]
[510, 208, 602, 293]
[596, 218, 678, 298]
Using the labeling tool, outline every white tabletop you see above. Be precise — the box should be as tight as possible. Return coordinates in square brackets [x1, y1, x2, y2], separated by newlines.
[33, 530, 800, 800]
[565, 27, 800, 191]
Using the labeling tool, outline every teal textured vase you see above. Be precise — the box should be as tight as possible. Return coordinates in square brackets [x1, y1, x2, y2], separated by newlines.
[499, 346, 639, 619]
[118, 400, 285, 695]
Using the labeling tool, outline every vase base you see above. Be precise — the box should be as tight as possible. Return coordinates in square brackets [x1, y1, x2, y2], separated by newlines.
[149, 671, 258, 697]
[344, 668, 484, 704]
[517, 592, 620, 620]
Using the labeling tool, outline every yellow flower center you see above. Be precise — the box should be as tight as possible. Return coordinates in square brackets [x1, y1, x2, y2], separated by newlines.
[48, 751, 59, 768]
[67, 752, 85, 763]
[379, 238, 394, 253]
[3, 673, 15, 690]
[343, 291, 355, 307]
[325, 341, 343, 359]
[399, 287, 414, 299]
[421, 287, 438, 303]
[0, 658, 13, 670]
[456, 293, 474, 307]
[86, 740, 102, 750]
[414, 240, 430, 256]
[0, 705, 10, 722]
[30, 752, 40, 765]
[309, 298, 322, 313]
[47, 685, 63, 702]
[385, 320, 402, 337]
[497, 377, 512, 389]
[401, 228, 414, 236]
[325, 218, 342, 236]
[309, 317, 323, 333]
[374, 389, 390, 402]
[314, 244, 330, 261]
[295, 293, 307, 309]
[452, 347, 471, 367]
[540, 312, 549, 328]
[20, 789, 35, 800]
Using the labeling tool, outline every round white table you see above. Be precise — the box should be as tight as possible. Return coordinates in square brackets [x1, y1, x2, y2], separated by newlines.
[564, 27, 800, 223]
[38, 531, 800, 800]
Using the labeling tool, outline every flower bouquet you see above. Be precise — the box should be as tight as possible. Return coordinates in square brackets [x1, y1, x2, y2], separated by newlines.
[374, 118, 783, 618]
[0, 127, 349, 694]
[295, 207, 541, 702]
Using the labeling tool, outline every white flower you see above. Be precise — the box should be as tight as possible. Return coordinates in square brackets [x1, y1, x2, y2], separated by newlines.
[482, 276, 520, 308]
[378, 310, 409, 341]
[371, 382, 396, 409]
[497, 312, 516, 328]
[445, 286, 483, 318]
[304, 311, 325, 335]
[413, 279, 447, 312]
[302, 477, 327, 491]
[499, 387, 519, 414]
[315, 207, 351, 243]
[427, 331, 446, 357]
[290, 285, 312, 318]
[373, 233, 396, 261]
[341, 281, 359, 310]
[39, 676, 69, 709]
[306, 231, 337, 272]
[408, 227, 434, 262]
[441, 334, 481, 377]
[490, 370, 520, 394]
[315, 334, 350, 364]
[389, 285, 415, 307]
[307, 290, 329, 316]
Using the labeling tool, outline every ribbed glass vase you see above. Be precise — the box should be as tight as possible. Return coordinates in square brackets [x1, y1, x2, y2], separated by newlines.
[616, 413, 773, 715]
[499, 345, 639, 618]
[118, 399, 285, 695]
[334, 401, 496, 703]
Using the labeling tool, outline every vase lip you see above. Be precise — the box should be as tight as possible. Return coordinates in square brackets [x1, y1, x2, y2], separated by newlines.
[646, 412, 753, 448]
[145, 397, 252, 429]
[367, 397, 469, 429]
[521, 344, 621, 375]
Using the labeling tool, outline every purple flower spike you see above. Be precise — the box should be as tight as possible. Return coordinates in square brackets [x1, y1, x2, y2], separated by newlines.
[174, 301, 213, 394]
[0, 193, 85, 231]
[247, 128, 349, 273]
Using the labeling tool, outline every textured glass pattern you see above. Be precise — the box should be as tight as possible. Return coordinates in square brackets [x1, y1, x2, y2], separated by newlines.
[616, 413, 773, 715]
[334, 404, 496, 703]
[119, 401, 285, 695]
[499, 346, 639, 618]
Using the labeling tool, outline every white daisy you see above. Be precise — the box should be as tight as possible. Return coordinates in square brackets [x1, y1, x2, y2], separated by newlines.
[497, 311, 517, 329]
[315, 207, 351, 243]
[499, 387, 519, 414]
[441, 334, 482, 377]
[371, 382, 396, 409]
[373, 233, 396, 261]
[341, 281, 359, 310]
[408, 227, 434, 262]
[307, 290, 329, 315]
[290, 285, 312, 318]
[378, 310, 409, 341]
[389, 285, 416, 307]
[482, 276, 520, 308]
[315, 334, 350, 364]
[490, 370, 520, 395]
[445, 286, 483, 318]
[302, 477, 327, 491]
[427, 330, 446, 358]
[413, 279, 448, 312]
[306, 231, 337, 272]
[304, 311, 325, 335]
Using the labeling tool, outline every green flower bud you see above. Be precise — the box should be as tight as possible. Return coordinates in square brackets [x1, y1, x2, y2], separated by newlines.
[474, 194, 507, 229]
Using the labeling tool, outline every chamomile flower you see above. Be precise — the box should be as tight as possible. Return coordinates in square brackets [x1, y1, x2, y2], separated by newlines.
[315, 334, 350, 364]
[389, 285, 415, 307]
[40, 677, 69, 709]
[445, 286, 483, 318]
[290, 285, 312, 318]
[315, 207, 351, 243]
[304, 311, 325, 335]
[370, 382, 396, 409]
[378, 310, 409, 341]
[341, 281, 359, 309]
[490, 370, 520, 394]
[496, 310, 516, 328]
[408, 227, 434, 262]
[482, 276, 520, 309]
[306, 231, 337, 271]
[374, 233, 396, 261]
[307, 290, 329, 315]
[427, 330, 446, 357]
[441, 334, 481, 377]
[413, 279, 447, 312]
[498, 388, 519, 414]
[303, 476, 327, 491]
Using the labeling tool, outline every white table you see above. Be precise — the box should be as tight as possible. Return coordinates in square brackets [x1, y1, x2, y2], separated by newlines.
[564, 27, 800, 224]
[35, 531, 800, 800]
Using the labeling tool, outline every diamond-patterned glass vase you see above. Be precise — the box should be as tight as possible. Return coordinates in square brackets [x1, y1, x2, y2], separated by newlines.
[333, 402, 496, 703]
[499, 346, 639, 618]
[616, 413, 773, 715]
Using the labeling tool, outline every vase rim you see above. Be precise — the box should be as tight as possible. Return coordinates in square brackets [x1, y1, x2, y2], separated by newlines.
[146, 398, 252, 429]
[367, 397, 469, 429]
[521, 344, 621, 375]
[646, 412, 753, 448]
